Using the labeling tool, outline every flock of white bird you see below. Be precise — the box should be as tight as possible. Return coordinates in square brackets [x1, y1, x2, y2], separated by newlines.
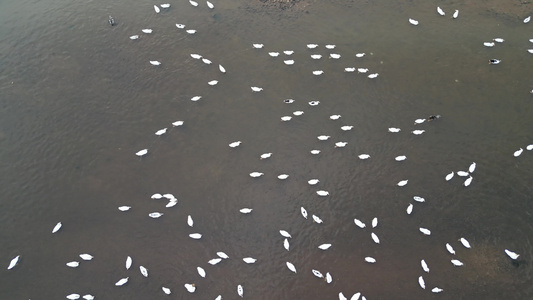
[5, 2, 532, 300]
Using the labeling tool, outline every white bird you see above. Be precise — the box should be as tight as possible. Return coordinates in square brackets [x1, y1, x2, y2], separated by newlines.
[445, 172, 454, 181]
[136, 149, 148, 157]
[414, 118, 426, 124]
[249, 172, 263, 178]
[313, 70, 324, 75]
[186, 29, 196, 34]
[260, 153, 272, 160]
[252, 43, 264, 49]
[160, 4, 171, 8]
[524, 16, 531, 23]
[251, 86, 263, 92]
[151, 193, 162, 199]
[172, 120, 184, 126]
[154, 5, 160, 13]
[66, 261, 79, 268]
[197, 266, 206, 277]
[371, 232, 380, 244]
[354, 218, 366, 229]
[301, 207, 308, 219]
[284, 99, 295, 104]
[187, 215, 194, 227]
[281, 116, 292, 121]
[208, 80, 218, 86]
[311, 54, 322, 59]
[115, 277, 129, 286]
[367, 73, 379, 79]
[307, 44, 318, 49]
[243, 257, 256, 264]
[190, 53, 202, 59]
[202, 58, 212, 64]
[293, 111, 304, 116]
[421, 260, 429, 273]
[278, 174, 289, 180]
[309, 100, 320, 106]
[229, 141, 242, 148]
[358, 154, 370, 160]
[528, 144, 533, 150]
[165, 200, 177, 208]
[129, 35, 139, 40]
[457, 171, 469, 177]
[464, 176, 473, 186]
[155, 128, 167, 136]
[280, 230, 292, 238]
[418, 276, 426, 289]
[451, 259, 464, 266]
[406, 203, 413, 215]
[514, 148, 523, 157]
[388, 127, 401, 132]
[189, 233, 202, 239]
[395, 155, 406, 161]
[240, 208, 253, 213]
[149, 60, 161, 66]
[493, 38, 505, 43]
[162, 287, 171, 295]
[419, 228, 431, 235]
[284, 60, 295, 65]
[409, 18, 419, 25]
[358, 68, 369, 73]
[453, 9, 459, 19]
[356, 53, 365, 58]
[149, 212, 163, 218]
[308, 179, 319, 185]
[140, 265, 148, 277]
[310, 150, 321, 155]
[344, 67, 356, 72]
[208, 258, 222, 265]
[446, 243, 456, 255]
[326, 272, 332, 283]
[317, 135, 330, 141]
[412, 130, 425, 135]
[79, 254, 93, 261]
[66, 294, 80, 300]
[284, 50, 294, 55]
[176, 23, 186, 29]
[459, 237, 471, 248]
[184, 283, 196, 293]
[528, 49, 533, 53]
[371, 217, 378, 228]
[330, 114, 341, 120]
[316, 190, 329, 196]
[284, 238, 290, 251]
[330, 53, 341, 59]
[437, 6, 445, 16]
[52, 222, 62, 233]
[237, 285, 244, 297]
[365, 257, 376, 263]
[217, 252, 229, 259]
[339, 292, 347, 300]
[335, 142, 347, 148]
[268, 52, 279, 57]
[432, 287, 444, 293]
[312, 269, 324, 278]
[413, 196, 425, 203]
[326, 44, 336, 49]
[505, 249, 520, 260]
[341, 126, 354, 131]
[484, 42, 495, 47]
[142, 29, 152, 33]
[219, 64, 226, 73]
[318, 243, 332, 250]
[206, 1, 214, 9]
[189, 0, 199, 6]
[312, 214, 323, 223]
[125, 256, 132, 269]
[82, 295, 95, 300]
[286, 262, 297, 273]
[163, 193, 175, 200]
[397, 180, 408, 186]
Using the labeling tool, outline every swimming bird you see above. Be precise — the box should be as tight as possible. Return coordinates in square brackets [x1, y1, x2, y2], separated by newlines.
[344, 67, 356, 72]
[437, 6, 445, 16]
[418, 276, 426, 289]
[341, 126, 354, 131]
[278, 174, 289, 180]
[312, 214, 323, 223]
[219, 64, 226, 73]
[284, 50, 294, 55]
[208, 80, 218, 86]
[371, 232, 380, 244]
[190, 96, 202, 101]
[52, 222, 62, 233]
[409, 18, 419, 25]
[240, 208, 253, 213]
[243, 257, 257, 264]
[484, 42, 495, 47]
[457, 171, 469, 177]
[130, 35, 139, 40]
[118, 205, 131, 211]
[189, 233, 202, 239]
[161, 4, 170, 8]
[281, 116, 292, 121]
[514, 148, 523, 157]
[189, 0, 199, 6]
[206, 1, 214, 9]
[326, 272, 332, 283]
[459, 237, 471, 248]
[310, 150, 321, 154]
[421, 260, 429, 272]
[335, 142, 347, 148]
[150, 60, 161, 66]
[184, 283, 196, 293]
[284, 238, 289, 251]
[251, 86, 263, 92]
[330, 53, 341, 59]
[82, 295, 95, 300]
[354, 218, 366, 228]
[446, 243, 456, 255]
[186, 29, 196, 34]
[202, 58, 212, 64]
[79, 254, 93, 261]
[197, 266, 206, 277]
[395, 155, 407, 161]
[318, 135, 330, 141]
[66, 294, 80, 300]
[217, 252, 229, 259]
[149, 212, 163, 218]
[326, 44, 336, 49]
[412, 130, 425, 135]
[307, 44, 318, 49]
[371, 217, 378, 228]
[313, 70, 324, 75]
[155, 128, 167, 136]
[427, 114, 440, 121]
[140, 265, 148, 277]
[505, 249, 520, 260]
[187, 215, 193, 227]
[284, 60, 295, 65]
[414, 118, 426, 124]
[451, 259, 464, 266]
[432, 287, 444, 293]
[318, 243, 332, 250]
[176, 24, 186, 29]
[365, 257, 376, 263]
[252, 43, 264, 49]
[489, 59, 501, 64]
[162, 287, 171, 295]
[286, 262, 297, 273]
[7, 255, 20, 270]
[406, 203, 413, 214]
[493, 38, 504, 43]
[312, 269, 324, 278]
[367, 73, 379, 79]
[397, 180, 408, 186]
[388, 127, 401, 132]
[229, 141, 242, 148]
[142, 29, 152, 33]
[163, 193, 175, 200]
[66, 261, 79, 268]
[356, 53, 365, 58]
[358, 154, 370, 160]
[464, 176, 473, 186]
[126, 256, 132, 269]
[172, 121, 184, 127]
[293, 111, 304, 116]
[445, 172, 454, 181]
[166, 200, 177, 208]
[268, 52, 280, 57]
[528, 144, 533, 150]
[108, 16, 115, 26]
[317, 190, 329, 196]
[330, 114, 341, 120]
[249, 172, 263, 178]
[311, 54, 322, 59]
[280, 230, 291, 238]
[419, 228, 431, 235]
[309, 100, 320, 106]
[413, 196, 425, 203]
[237, 285, 243, 297]
[208, 258, 222, 265]
[453, 9, 459, 19]
[528, 49, 533, 53]
[308, 179, 320, 186]
[358, 68, 369, 73]
[301, 207, 308, 219]
[524, 16, 531, 23]
[190, 53, 202, 59]
[154, 5, 160, 13]
[115, 277, 129, 286]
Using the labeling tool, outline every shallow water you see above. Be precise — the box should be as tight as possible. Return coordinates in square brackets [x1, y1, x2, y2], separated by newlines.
[1, 0, 532, 299]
